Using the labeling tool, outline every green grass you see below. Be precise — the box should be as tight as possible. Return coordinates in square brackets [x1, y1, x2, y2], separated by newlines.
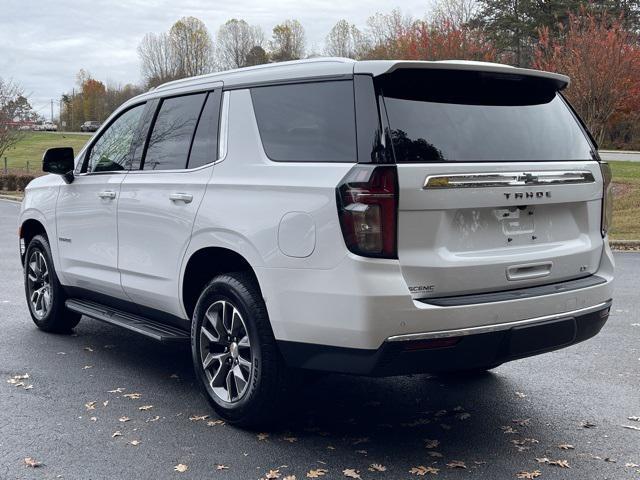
[608, 161, 640, 240]
[2, 132, 91, 172]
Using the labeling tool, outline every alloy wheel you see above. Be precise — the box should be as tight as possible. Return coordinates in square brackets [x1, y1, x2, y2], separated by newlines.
[27, 250, 51, 319]
[199, 299, 252, 403]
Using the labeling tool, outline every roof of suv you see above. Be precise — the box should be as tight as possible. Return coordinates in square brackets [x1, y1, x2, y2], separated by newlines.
[150, 57, 569, 95]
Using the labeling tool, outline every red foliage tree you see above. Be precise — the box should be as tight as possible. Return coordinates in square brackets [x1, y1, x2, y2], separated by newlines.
[533, 11, 640, 146]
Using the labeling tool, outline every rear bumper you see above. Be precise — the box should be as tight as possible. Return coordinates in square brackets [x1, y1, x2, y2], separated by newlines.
[278, 300, 611, 375]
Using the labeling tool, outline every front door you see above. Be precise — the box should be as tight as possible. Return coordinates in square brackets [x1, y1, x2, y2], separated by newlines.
[56, 103, 146, 298]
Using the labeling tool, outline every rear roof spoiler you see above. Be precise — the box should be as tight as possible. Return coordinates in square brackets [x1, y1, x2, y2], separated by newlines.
[354, 60, 570, 91]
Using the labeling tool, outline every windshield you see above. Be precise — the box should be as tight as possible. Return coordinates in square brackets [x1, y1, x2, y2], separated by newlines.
[379, 69, 593, 162]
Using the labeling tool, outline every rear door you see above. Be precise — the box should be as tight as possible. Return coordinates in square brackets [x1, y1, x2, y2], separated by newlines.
[378, 68, 604, 299]
[117, 89, 221, 318]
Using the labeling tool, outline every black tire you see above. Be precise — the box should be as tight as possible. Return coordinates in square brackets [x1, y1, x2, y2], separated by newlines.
[24, 235, 81, 333]
[191, 272, 288, 427]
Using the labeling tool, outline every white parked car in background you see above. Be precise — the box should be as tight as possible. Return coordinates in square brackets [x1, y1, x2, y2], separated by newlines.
[18, 58, 614, 426]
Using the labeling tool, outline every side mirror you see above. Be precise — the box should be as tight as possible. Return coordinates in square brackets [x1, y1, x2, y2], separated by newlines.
[43, 147, 75, 183]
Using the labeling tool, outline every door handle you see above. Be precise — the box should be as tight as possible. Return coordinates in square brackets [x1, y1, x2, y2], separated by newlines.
[169, 193, 193, 204]
[506, 261, 552, 281]
[97, 190, 116, 199]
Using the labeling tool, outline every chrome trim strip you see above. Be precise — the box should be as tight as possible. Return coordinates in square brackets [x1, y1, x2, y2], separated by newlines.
[217, 91, 230, 161]
[385, 300, 611, 342]
[424, 171, 596, 189]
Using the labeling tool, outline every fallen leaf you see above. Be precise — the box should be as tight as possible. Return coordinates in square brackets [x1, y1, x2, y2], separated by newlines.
[537, 458, 570, 468]
[427, 451, 443, 458]
[581, 421, 596, 428]
[103, 400, 109, 407]
[501, 425, 518, 434]
[24, 457, 41, 468]
[119, 416, 130, 423]
[83, 365, 93, 370]
[355, 449, 367, 455]
[84, 346, 94, 352]
[283, 436, 298, 443]
[139, 405, 154, 411]
[90, 416, 97, 422]
[207, 419, 225, 426]
[108, 388, 125, 393]
[147, 415, 161, 422]
[625, 463, 640, 468]
[558, 444, 574, 450]
[512, 418, 531, 427]
[368, 463, 387, 472]
[283, 476, 297, 480]
[112, 431, 122, 438]
[216, 464, 229, 470]
[265, 469, 280, 479]
[424, 439, 440, 449]
[306, 469, 328, 478]
[409, 465, 439, 475]
[628, 416, 640, 422]
[352, 437, 369, 445]
[257, 432, 269, 441]
[128, 440, 141, 446]
[516, 470, 541, 479]
[342, 468, 361, 479]
[189, 414, 209, 421]
[85, 401, 97, 411]
[447, 460, 467, 469]
[123, 393, 141, 400]
[623, 425, 640, 431]
[174, 464, 188, 472]
[515, 391, 527, 398]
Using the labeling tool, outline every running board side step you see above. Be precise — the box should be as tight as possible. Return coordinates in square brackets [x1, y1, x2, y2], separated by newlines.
[65, 299, 190, 343]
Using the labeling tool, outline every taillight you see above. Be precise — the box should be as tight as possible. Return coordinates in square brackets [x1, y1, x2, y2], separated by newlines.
[600, 162, 613, 237]
[336, 165, 398, 258]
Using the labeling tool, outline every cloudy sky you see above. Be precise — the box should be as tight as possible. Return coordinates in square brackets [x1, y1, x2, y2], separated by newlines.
[1, 0, 432, 120]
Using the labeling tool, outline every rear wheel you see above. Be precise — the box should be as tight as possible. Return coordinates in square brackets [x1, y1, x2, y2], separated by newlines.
[24, 235, 81, 333]
[191, 272, 288, 427]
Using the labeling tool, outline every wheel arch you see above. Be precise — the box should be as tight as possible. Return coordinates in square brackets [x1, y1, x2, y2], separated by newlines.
[181, 246, 263, 321]
[19, 218, 48, 263]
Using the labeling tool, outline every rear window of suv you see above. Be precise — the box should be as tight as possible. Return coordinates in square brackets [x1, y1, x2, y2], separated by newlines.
[250, 81, 356, 162]
[379, 69, 593, 162]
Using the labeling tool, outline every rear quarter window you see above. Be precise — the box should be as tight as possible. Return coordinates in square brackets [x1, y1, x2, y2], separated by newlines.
[250, 81, 357, 163]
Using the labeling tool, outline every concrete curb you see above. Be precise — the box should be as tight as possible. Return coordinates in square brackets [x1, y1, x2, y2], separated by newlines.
[0, 194, 23, 203]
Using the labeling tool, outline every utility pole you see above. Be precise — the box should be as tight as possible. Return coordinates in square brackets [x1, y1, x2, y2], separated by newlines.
[50, 99, 54, 122]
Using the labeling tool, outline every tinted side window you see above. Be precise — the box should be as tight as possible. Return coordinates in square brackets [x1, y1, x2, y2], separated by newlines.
[85, 104, 145, 173]
[143, 93, 206, 171]
[188, 91, 221, 169]
[250, 81, 356, 162]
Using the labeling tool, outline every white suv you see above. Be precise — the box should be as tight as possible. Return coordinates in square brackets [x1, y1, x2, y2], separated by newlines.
[19, 58, 614, 426]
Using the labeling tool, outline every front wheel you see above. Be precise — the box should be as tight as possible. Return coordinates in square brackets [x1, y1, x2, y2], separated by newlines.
[24, 235, 81, 333]
[191, 272, 288, 427]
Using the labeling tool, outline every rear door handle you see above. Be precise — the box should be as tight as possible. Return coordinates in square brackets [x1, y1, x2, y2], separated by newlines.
[169, 193, 193, 204]
[97, 190, 116, 199]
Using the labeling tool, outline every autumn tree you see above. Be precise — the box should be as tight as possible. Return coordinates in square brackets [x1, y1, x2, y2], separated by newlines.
[325, 19, 367, 58]
[404, 18, 497, 61]
[362, 9, 414, 59]
[216, 19, 265, 69]
[170, 16, 215, 77]
[533, 11, 640, 145]
[270, 20, 306, 61]
[244, 46, 269, 66]
[0, 78, 27, 161]
[138, 32, 179, 87]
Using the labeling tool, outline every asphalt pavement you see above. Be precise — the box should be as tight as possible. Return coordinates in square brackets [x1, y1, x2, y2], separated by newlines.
[0, 199, 638, 480]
